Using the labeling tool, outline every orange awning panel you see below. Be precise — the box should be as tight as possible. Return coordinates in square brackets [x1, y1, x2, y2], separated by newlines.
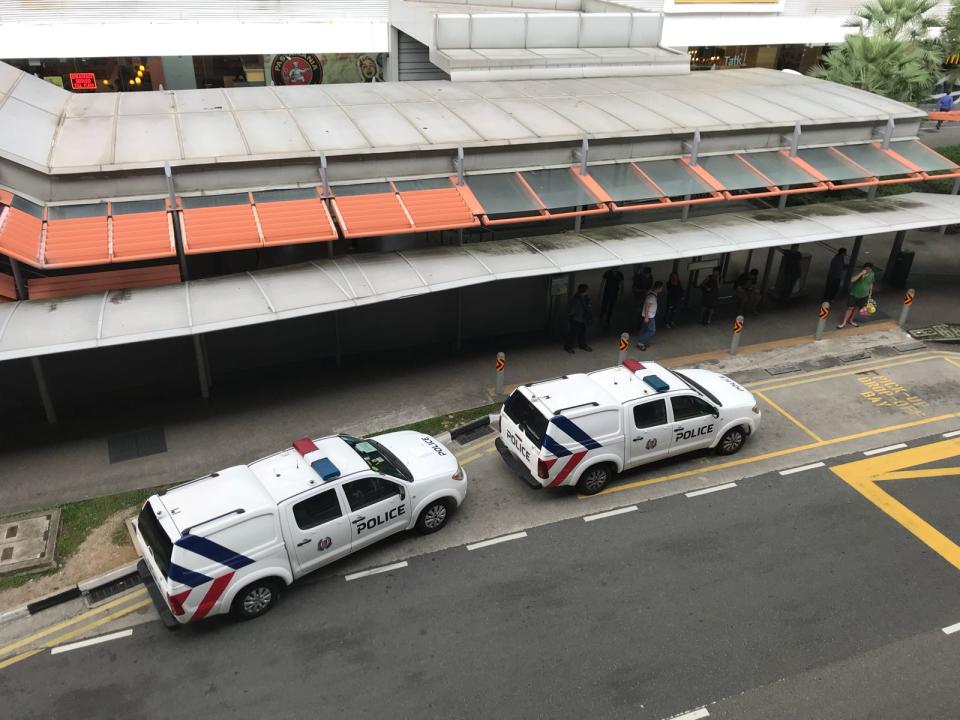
[331, 192, 413, 239]
[181, 195, 261, 254]
[398, 188, 480, 232]
[0, 201, 43, 266]
[256, 198, 337, 246]
[0, 272, 16, 300]
[111, 211, 175, 262]
[44, 216, 110, 268]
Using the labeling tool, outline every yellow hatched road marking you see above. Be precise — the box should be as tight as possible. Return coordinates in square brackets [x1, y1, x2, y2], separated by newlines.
[586, 412, 960, 498]
[0, 587, 146, 659]
[755, 390, 823, 442]
[0, 597, 152, 671]
[460, 445, 498, 466]
[831, 438, 960, 572]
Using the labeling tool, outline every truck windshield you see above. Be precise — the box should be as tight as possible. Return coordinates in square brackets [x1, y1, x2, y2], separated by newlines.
[137, 501, 173, 578]
[671, 371, 723, 407]
[504, 390, 548, 447]
[341, 435, 413, 482]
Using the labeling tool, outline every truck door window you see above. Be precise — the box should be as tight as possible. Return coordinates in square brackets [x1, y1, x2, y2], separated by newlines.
[633, 399, 667, 429]
[344, 477, 401, 512]
[293, 489, 343, 530]
[671, 395, 715, 422]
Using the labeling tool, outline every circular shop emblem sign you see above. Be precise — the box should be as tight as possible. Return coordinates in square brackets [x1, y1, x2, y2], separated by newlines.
[271, 54, 322, 86]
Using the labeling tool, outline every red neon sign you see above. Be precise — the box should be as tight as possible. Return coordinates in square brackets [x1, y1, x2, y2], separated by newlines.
[69, 72, 97, 90]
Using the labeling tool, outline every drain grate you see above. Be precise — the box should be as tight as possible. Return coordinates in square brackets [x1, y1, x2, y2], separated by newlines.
[107, 427, 167, 464]
[839, 351, 871, 363]
[893, 341, 925, 353]
[87, 572, 142, 605]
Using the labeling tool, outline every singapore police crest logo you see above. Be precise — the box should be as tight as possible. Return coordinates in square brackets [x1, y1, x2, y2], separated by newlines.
[271, 54, 322, 86]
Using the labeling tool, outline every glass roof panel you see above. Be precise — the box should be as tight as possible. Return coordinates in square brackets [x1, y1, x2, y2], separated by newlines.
[466, 173, 542, 216]
[332, 182, 394, 197]
[394, 177, 454, 191]
[797, 147, 868, 182]
[112, 198, 167, 215]
[519, 168, 596, 210]
[836, 144, 911, 177]
[253, 188, 320, 203]
[636, 159, 713, 197]
[698, 155, 770, 191]
[181, 193, 250, 209]
[587, 164, 661, 203]
[47, 203, 108, 220]
[742, 152, 818, 186]
[890, 140, 958, 172]
[11, 195, 44, 218]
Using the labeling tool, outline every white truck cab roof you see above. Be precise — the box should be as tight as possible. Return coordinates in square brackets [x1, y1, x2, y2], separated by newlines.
[248, 436, 368, 504]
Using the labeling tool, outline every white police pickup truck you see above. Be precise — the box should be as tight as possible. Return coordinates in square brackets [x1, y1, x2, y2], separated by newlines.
[496, 359, 760, 495]
[135, 432, 466, 625]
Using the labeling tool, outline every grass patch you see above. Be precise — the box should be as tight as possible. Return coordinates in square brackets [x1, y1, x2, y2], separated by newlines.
[374, 402, 501, 437]
[0, 486, 165, 592]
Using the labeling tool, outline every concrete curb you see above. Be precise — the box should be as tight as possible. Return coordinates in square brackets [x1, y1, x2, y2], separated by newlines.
[76, 561, 140, 594]
[438, 413, 500, 445]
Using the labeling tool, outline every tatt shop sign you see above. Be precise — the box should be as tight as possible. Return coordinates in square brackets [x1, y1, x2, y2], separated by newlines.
[68, 72, 97, 91]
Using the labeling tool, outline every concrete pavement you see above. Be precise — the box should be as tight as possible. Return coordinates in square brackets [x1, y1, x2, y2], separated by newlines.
[3, 434, 960, 719]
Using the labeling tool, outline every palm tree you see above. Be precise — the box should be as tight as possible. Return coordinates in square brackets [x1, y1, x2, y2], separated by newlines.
[844, 0, 942, 41]
[809, 0, 943, 104]
[811, 34, 941, 103]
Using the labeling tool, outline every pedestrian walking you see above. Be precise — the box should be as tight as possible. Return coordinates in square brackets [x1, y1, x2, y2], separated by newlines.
[564, 283, 593, 353]
[837, 262, 875, 329]
[699, 267, 720, 325]
[822, 247, 847, 302]
[599, 267, 624, 326]
[663, 272, 683, 328]
[733, 268, 760, 314]
[937, 91, 954, 130]
[632, 266, 653, 304]
[780, 248, 801, 302]
[636, 281, 663, 351]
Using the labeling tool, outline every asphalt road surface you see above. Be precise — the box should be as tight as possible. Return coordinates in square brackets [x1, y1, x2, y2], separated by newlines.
[3, 433, 960, 720]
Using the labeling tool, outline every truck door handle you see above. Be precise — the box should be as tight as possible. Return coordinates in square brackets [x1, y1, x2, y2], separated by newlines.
[674, 426, 684, 430]
[353, 515, 365, 522]
[297, 539, 311, 547]
[633, 437, 643, 442]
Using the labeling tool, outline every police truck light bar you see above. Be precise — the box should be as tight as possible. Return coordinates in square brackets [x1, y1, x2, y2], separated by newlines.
[622, 359, 645, 374]
[292, 437, 341, 481]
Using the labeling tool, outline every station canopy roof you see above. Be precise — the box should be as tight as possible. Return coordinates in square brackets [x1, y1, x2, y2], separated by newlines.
[0, 61, 924, 174]
[1, 191, 956, 362]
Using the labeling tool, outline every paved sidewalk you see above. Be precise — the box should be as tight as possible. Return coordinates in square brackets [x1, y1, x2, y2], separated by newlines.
[0, 228, 957, 514]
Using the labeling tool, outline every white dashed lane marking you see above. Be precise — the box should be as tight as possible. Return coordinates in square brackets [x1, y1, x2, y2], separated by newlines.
[466, 532, 527, 551]
[863, 443, 908, 456]
[345, 561, 408, 582]
[584, 506, 638, 522]
[942, 430, 960, 439]
[667, 708, 710, 720]
[779, 462, 825, 476]
[50, 629, 133, 655]
[685, 483, 736, 498]
[942, 621, 960, 635]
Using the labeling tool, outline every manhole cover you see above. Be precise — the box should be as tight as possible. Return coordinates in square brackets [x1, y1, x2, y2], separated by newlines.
[0, 509, 61, 576]
[766, 364, 801, 376]
[108, 427, 167, 464]
[893, 341, 925, 353]
[839, 351, 871, 363]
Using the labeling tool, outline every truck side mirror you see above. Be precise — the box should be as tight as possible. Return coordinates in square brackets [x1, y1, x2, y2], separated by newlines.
[397, 485, 406, 500]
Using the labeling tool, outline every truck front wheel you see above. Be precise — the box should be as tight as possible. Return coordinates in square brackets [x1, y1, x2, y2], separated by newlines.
[231, 579, 281, 621]
[577, 463, 615, 495]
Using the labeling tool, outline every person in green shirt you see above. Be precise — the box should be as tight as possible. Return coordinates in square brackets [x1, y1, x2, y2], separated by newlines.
[837, 262, 875, 329]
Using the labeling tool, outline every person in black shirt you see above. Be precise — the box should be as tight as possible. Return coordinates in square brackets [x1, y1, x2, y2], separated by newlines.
[564, 284, 593, 354]
[663, 272, 683, 328]
[599, 268, 624, 326]
[699, 267, 720, 326]
[823, 247, 847, 302]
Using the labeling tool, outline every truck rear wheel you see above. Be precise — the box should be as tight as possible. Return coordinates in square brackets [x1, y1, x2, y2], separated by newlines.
[231, 579, 281, 621]
[717, 426, 746, 456]
[416, 498, 452, 534]
[577, 463, 614, 495]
